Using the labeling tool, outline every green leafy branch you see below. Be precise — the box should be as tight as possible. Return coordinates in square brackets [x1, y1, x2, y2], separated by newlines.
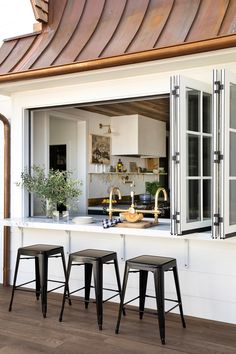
[19, 165, 82, 209]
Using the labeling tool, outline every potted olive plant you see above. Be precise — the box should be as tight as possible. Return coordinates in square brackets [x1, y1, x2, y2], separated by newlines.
[19, 165, 82, 217]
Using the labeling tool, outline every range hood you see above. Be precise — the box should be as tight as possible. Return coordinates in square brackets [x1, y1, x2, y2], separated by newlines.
[111, 114, 166, 157]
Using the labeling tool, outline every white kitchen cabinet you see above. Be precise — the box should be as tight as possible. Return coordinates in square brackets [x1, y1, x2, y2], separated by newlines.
[111, 114, 166, 157]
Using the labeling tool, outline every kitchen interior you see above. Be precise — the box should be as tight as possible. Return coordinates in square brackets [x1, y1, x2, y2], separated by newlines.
[31, 95, 170, 225]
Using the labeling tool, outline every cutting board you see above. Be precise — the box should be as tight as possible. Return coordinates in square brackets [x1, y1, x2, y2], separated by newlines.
[116, 221, 157, 228]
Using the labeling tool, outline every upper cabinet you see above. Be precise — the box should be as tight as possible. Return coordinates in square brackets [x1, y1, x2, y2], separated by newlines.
[111, 114, 166, 157]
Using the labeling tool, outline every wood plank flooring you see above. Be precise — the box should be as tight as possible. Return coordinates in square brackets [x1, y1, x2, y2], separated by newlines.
[0, 285, 236, 354]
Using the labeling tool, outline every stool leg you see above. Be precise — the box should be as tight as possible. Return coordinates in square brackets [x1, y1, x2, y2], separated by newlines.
[9, 250, 21, 311]
[93, 261, 103, 330]
[115, 262, 129, 334]
[61, 250, 71, 306]
[38, 254, 48, 318]
[154, 269, 165, 345]
[173, 265, 186, 328]
[113, 256, 125, 316]
[35, 257, 40, 300]
[84, 263, 93, 309]
[139, 270, 148, 319]
[59, 255, 72, 322]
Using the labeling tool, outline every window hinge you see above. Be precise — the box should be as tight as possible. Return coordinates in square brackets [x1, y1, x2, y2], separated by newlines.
[172, 212, 180, 224]
[172, 85, 179, 97]
[214, 213, 223, 226]
[214, 81, 224, 94]
[214, 150, 223, 163]
[172, 152, 180, 164]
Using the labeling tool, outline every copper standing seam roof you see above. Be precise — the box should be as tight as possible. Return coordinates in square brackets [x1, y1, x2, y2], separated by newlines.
[0, 0, 236, 82]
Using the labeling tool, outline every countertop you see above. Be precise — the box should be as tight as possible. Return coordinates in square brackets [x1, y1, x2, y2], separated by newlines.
[1, 216, 172, 238]
[0, 215, 223, 242]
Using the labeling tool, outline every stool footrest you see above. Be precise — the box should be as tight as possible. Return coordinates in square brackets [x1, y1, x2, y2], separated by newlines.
[48, 279, 65, 284]
[13, 288, 37, 294]
[124, 295, 140, 306]
[103, 292, 120, 303]
[123, 304, 181, 317]
[47, 284, 65, 293]
[14, 279, 36, 289]
[165, 304, 180, 314]
[124, 293, 180, 306]
[103, 287, 120, 293]
[67, 286, 120, 302]
[67, 286, 85, 296]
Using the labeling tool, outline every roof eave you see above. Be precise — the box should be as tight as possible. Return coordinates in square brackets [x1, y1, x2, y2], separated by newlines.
[1, 34, 236, 84]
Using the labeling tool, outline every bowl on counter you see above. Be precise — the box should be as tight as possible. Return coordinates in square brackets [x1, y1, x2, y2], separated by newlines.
[72, 216, 93, 224]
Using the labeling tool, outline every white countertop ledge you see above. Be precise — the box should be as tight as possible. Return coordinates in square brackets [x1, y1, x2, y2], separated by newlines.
[1, 217, 171, 237]
[1, 217, 234, 242]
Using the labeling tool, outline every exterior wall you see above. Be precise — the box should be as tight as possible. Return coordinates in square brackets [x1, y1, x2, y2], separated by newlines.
[2, 48, 236, 322]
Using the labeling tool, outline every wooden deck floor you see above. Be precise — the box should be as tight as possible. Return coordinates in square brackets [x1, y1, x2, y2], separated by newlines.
[0, 285, 236, 354]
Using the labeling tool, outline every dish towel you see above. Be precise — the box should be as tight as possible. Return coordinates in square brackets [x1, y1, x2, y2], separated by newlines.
[102, 218, 121, 229]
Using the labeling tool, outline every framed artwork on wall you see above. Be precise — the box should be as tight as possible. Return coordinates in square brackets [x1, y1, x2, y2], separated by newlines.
[90, 134, 111, 164]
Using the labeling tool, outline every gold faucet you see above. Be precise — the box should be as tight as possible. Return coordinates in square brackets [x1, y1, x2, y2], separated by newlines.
[108, 187, 122, 220]
[154, 187, 168, 223]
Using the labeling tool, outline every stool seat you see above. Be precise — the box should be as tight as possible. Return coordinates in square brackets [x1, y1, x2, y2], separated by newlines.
[17, 244, 65, 255]
[127, 255, 177, 269]
[9, 244, 67, 318]
[70, 249, 117, 262]
[116, 254, 186, 345]
[59, 248, 123, 330]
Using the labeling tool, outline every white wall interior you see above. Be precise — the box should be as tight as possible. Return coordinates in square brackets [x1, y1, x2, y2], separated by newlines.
[31, 110, 87, 214]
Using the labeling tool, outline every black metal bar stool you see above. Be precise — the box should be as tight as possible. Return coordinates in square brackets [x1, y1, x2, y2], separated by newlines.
[9, 244, 68, 318]
[115, 255, 186, 345]
[59, 249, 124, 330]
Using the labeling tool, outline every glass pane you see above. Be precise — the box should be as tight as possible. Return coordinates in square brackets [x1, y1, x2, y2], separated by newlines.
[203, 137, 211, 176]
[188, 134, 200, 176]
[187, 180, 200, 222]
[187, 89, 200, 132]
[230, 180, 236, 225]
[203, 180, 211, 219]
[230, 83, 236, 129]
[203, 93, 211, 133]
[230, 132, 236, 177]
